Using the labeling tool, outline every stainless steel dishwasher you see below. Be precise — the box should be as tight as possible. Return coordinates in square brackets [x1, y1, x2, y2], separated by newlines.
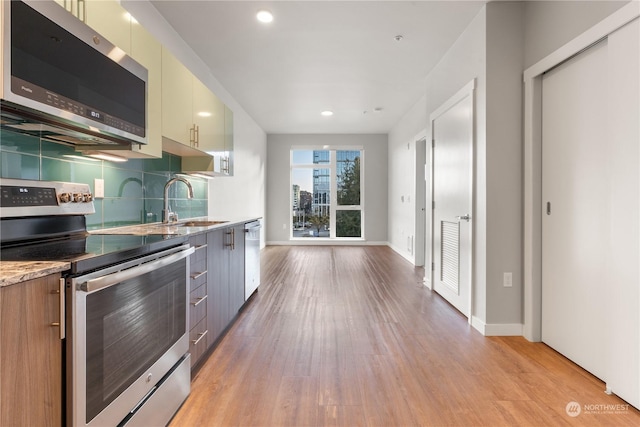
[244, 220, 261, 300]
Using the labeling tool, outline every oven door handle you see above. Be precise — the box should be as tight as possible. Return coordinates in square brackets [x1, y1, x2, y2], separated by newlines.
[82, 246, 195, 293]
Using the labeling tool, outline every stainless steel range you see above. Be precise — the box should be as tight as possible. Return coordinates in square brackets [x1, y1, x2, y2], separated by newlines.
[0, 178, 193, 427]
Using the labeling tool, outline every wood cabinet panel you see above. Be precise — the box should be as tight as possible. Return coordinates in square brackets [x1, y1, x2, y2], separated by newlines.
[0, 274, 63, 427]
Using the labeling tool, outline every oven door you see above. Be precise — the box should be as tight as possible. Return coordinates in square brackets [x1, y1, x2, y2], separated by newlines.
[67, 244, 194, 427]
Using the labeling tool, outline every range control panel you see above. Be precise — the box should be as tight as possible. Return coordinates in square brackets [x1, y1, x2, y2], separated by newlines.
[0, 178, 95, 217]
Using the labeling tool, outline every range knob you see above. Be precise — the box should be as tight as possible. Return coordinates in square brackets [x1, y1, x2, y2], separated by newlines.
[59, 193, 72, 203]
[73, 193, 84, 203]
[83, 193, 93, 202]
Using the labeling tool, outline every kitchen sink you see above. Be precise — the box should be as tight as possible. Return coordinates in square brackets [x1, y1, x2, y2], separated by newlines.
[178, 220, 229, 227]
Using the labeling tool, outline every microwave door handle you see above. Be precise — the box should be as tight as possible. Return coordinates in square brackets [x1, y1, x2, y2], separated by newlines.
[82, 246, 195, 293]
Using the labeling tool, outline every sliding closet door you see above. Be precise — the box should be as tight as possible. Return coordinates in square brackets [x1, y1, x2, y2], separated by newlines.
[541, 40, 609, 380]
[606, 18, 639, 408]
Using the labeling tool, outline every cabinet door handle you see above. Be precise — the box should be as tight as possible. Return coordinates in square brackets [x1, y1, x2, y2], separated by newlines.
[195, 125, 199, 147]
[231, 228, 235, 250]
[190, 271, 207, 280]
[192, 330, 208, 346]
[51, 278, 65, 340]
[225, 230, 233, 248]
[190, 125, 196, 146]
[191, 295, 208, 307]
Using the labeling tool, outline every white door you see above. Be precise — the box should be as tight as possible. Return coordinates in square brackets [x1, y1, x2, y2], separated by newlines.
[432, 85, 474, 317]
[415, 137, 427, 267]
[541, 40, 608, 380]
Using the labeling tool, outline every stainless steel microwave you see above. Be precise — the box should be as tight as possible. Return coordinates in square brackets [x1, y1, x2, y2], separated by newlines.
[1, 0, 148, 148]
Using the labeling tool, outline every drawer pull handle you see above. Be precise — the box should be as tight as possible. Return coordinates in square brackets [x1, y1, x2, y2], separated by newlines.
[192, 330, 208, 346]
[192, 295, 208, 306]
[194, 244, 208, 250]
[190, 271, 207, 280]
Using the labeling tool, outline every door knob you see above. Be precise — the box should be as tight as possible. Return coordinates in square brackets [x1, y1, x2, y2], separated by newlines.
[456, 214, 471, 222]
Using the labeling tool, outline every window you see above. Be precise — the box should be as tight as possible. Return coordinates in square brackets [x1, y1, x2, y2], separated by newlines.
[291, 148, 363, 239]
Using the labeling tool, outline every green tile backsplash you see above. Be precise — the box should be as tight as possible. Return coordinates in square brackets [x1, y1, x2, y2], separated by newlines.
[0, 129, 208, 229]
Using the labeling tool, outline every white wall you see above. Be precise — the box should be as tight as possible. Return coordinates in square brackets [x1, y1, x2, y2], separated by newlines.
[484, 2, 524, 328]
[524, 0, 629, 68]
[266, 134, 388, 244]
[423, 6, 491, 328]
[122, 1, 267, 246]
[387, 96, 427, 263]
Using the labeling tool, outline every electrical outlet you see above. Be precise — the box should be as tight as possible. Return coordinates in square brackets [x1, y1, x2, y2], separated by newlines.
[503, 272, 513, 287]
[94, 178, 104, 198]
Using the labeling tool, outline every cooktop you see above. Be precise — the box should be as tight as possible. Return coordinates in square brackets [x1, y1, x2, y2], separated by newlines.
[0, 233, 188, 275]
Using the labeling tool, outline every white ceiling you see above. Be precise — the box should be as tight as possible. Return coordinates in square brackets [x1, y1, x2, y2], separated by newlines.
[150, 1, 486, 134]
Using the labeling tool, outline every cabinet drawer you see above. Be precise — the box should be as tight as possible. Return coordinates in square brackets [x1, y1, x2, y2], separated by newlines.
[189, 318, 208, 367]
[189, 284, 208, 327]
[189, 266, 207, 292]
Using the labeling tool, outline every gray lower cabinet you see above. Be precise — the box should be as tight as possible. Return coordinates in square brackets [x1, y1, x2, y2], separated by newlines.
[188, 233, 209, 367]
[187, 224, 246, 371]
[206, 225, 246, 346]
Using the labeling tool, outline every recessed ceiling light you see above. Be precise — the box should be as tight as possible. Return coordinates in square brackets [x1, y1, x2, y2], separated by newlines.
[321, 110, 334, 117]
[197, 111, 212, 117]
[257, 10, 273, 23]
[394, 35, 404, 42]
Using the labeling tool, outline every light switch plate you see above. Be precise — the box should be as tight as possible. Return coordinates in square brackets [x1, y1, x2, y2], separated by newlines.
[503, 272, 513, 287]
[94, 178, 105, 198]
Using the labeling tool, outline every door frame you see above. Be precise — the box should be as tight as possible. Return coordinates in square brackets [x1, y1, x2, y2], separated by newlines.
[429, 79, 476, 323]
[414, 133, 427, 268]
[522, 2, 639, 342]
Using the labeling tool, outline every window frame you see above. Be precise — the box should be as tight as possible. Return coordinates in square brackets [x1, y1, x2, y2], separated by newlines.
[290, 146, 364, 240]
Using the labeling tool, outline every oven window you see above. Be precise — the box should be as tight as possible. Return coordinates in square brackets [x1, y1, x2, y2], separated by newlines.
[85, 258, 186, 423]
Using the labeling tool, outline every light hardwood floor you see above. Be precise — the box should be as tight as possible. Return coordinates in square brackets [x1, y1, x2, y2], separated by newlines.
[170, 246, 640, 426]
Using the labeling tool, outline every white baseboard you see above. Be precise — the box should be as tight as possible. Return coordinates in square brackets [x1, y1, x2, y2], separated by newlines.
[471, 317, 523, 336]
[387, 243, 415, 264]
[266, 240, 388, 246]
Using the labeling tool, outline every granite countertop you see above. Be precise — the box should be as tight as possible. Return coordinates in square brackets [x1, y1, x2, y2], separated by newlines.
[0, 261, 70, 287]
[0, 217, 261, 286]
[89, 216, 261, 236]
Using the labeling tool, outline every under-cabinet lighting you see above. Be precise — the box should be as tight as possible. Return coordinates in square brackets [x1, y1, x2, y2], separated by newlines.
[63, 154, 100, 162]
[189, 173, 215, 180]
[85, 152, 128, 163]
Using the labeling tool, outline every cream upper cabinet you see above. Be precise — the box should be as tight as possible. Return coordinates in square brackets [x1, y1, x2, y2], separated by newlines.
[162, 47, 227, 154]
[161, 47, 194, 147]
[129, 22, 162, 158]
[54, 0, 84, 22]
[192, 78, 225, 154]
[84, 0, 131, 53]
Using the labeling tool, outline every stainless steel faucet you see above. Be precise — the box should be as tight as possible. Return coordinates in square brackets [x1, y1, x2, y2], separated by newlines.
[162, 177, 194, 223]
